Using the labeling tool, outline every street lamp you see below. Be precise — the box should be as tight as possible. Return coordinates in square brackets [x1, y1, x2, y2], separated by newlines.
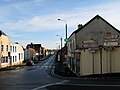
[56, 43, 60, 50]
[56, 35, 62, 49]
[58, 19, 68, 42]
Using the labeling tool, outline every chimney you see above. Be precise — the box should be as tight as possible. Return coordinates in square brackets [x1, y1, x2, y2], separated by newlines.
[78, 24, 83, 29]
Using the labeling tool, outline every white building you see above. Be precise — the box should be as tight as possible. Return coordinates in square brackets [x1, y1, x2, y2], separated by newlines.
[10, 42, 24, 66]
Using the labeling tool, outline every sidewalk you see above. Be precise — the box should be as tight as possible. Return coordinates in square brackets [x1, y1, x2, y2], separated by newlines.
[54, 60, 77, 77]
[0, 63, 26, 71]
[53, 56, 120, 80]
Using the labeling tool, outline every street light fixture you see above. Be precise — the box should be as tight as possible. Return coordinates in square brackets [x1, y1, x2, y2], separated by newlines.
[58, 19, 68, 42]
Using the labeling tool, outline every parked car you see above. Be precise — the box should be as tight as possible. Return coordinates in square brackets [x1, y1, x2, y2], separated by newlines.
[26, 59, 34, 66]
[33, 59, 39, 63]
[33, 57, 39, 63]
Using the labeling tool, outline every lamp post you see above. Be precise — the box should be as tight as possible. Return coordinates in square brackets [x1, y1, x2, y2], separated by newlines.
[56, 35, 62, 49]
[58, 19, 68, 42]
[56, 43, 60, 50]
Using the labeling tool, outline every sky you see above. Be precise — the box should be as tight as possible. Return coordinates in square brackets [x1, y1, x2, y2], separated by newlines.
[0, 0, 120, 49]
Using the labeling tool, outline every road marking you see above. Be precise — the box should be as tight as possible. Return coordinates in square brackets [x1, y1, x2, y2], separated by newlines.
[45, 66, 48, 68]
[31, 80, 69, 90]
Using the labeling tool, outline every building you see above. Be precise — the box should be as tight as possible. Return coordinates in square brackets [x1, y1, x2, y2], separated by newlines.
[67, 15, 120, 76]
[10, 42, 24, 66]
[26, 43, 42, 60]
[24, 49, 35, 61]
[0, 30, 11, 68]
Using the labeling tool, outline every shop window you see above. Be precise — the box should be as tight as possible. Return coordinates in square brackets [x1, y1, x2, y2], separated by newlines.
[1, 56, 8, 63]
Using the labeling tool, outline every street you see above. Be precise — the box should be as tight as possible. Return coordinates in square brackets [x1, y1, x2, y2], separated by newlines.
[0, 55, 120, 90]
[0, 55, 65, 90]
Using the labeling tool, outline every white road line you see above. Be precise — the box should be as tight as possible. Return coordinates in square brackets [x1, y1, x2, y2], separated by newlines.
[49, 66, 51, 67]
[31, 80, 69, 90]
[45, 66, 48, 68]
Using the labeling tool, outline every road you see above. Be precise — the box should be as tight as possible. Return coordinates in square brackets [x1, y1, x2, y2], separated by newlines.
[0, 55, 67, 90]
[0, 55, 120, 90]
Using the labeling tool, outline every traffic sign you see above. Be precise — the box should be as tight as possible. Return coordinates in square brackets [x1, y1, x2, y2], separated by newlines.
[104, 42, 119, 46]
[64, 38, 68, 43]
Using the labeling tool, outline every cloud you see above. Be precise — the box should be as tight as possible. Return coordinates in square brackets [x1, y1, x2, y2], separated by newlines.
[1, 1, 120, 49]
[2, 1, 120, 33]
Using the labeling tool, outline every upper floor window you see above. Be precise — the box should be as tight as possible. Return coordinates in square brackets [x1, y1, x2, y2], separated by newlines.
[13, 46, 14, 52]
[15, 46, 16, 52]
[1, 45, 4, 52]
[6, 45, 8, 52]
[10, 46, 12, 52]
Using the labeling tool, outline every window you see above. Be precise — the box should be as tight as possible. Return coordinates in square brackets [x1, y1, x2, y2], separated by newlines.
[10, 46, 12, 52]
[21, 53, 23, 59]
[13, 46, 14, 52]
[5, 56, 8, 63]
[15, 46, 16, 52]
[6, 45, 8, 52]
[19, 53, 20, 60]
[15, 56, 17, 61]
[13, 56, 14, 62]
[1, 45, 4, 52]
[1, 56, 8, 63]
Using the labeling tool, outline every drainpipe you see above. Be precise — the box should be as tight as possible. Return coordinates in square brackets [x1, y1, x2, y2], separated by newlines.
[99, 45, 103, 74]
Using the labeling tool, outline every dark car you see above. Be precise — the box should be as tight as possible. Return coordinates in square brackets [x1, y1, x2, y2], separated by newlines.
[33, 59, 39, 63]
[33, 57, 39, 63]
[26, 59, 34, 66]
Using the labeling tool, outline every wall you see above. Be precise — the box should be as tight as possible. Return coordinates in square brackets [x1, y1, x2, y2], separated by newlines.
[80, 47, 120, 76]
[1, 35, 10, 68]
[10, 43, 24, 66]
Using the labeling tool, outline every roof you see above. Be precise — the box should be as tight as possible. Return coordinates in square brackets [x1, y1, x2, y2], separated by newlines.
[26, 43, 42, 49]
[69, 15, 120, 39]
[0, 30, 7, 36]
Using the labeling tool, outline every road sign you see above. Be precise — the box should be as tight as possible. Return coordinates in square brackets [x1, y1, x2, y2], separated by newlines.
[83, 44, 98, 48]
[104, 42, 119, 46]
[104, 34, 119, 47]
[64, 38, 68, 43]
[82, 40, 96, 44]
[104, 38, 118, 42]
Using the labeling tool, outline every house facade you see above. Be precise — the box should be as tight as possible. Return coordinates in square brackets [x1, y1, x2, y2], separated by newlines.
[0, 31, 11, 68]
[67, 15, 120, 76]
[24, 49, 35, 61]
[26, 43, 42, 60]
[10, 42, 24, 66]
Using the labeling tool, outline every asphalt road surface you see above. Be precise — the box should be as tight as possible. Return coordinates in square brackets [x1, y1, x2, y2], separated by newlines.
[0, 55, 65, 90]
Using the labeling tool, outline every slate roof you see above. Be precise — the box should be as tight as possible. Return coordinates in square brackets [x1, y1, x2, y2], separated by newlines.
[0, 30, 7, 36]
[69, 15, 120, 39]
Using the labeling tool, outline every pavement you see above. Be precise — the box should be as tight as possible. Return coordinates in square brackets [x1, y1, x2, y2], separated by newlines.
[53, 55, 120, 81]
[0, 63, 26, 71]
